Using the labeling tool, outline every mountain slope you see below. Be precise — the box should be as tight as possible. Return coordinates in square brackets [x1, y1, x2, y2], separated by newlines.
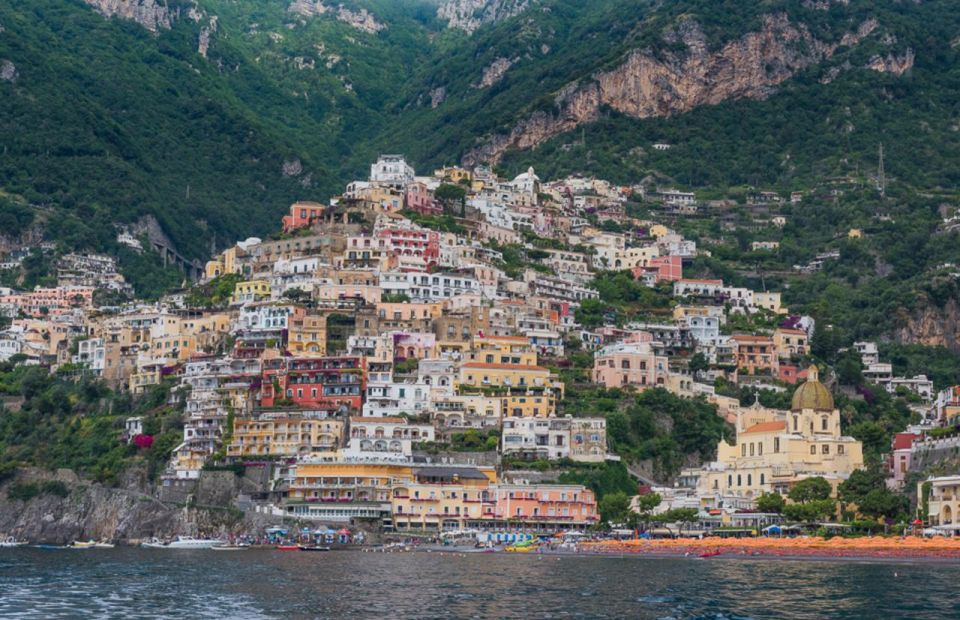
[1, 0, 959, 265]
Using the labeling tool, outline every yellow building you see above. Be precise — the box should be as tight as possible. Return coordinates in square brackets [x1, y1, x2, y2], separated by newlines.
[459, 362, 555, 392]
[466, 335, 538, 366]
[694, 367, 864, 506]
[848, 228, 863, 239]
[753, 291, 787, 315]
[288, 313, 328, 356]
[434, 166, 472, 185]
[227, 415, 344, 458]
[501, 392, 558, 418]
[392, 467, 496, 531]
[232, 280, 271, 305]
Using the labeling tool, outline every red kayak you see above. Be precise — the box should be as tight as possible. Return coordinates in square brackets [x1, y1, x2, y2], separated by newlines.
[699, 550, 722, 558]
[275, 545, 299, 551]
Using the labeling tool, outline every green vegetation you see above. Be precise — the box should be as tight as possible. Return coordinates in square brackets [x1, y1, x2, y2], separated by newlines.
[185, 274, 242, 308]
[783, 476, 836, 522]
[6, 479, 70, 501]
[0, 365, 183, 485]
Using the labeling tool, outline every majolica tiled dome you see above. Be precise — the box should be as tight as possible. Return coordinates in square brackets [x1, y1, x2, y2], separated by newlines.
[791, 366, 834, 411]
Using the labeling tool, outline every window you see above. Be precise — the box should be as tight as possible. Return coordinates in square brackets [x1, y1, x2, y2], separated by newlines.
[747, 474, 752, 486]
[749, 443, 755, 457]
[810, 445, 816, 455]
[760, 473, 765, 485]
[737, 475, 742, 486]
[822, 445, 830, 455]
[728, 475, 732, 487]
[758, 443, 763, 456]
[793, 416, 798, 432]
[838, 445, 845, 455]
[821, 416, 828, 431]
[774, 437, 780, 453]
[742, 444, 747, 457]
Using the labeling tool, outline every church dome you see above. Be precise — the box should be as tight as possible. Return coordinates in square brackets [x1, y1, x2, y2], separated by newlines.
[791, 365, 834, 411]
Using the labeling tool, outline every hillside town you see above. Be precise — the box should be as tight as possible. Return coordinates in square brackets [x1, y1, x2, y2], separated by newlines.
[1, 155, 958, 535]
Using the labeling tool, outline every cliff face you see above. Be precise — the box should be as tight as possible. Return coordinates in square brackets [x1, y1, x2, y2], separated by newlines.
[896, 298, 960, 353]
[0, 468, 269, 544]
[437, 0, 530, 34]
[289, 1, 385, 33]
[82, 0, 179, 32]
[463, 14, 879, 165]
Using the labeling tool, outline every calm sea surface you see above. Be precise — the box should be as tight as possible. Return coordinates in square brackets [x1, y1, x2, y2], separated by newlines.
[1, 548, 957, 619]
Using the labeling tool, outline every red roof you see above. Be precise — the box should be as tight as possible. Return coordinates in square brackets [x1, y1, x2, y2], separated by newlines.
[742, 421, 786, 434]
[892, 433, 919, 451]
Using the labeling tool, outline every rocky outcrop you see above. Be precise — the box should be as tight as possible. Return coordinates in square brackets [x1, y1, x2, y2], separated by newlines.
[463, 14, 879, 165]
[198, 16, 218, 59]
[0, 468, 276, 544]
[866, 49, 915, 75]
[289, 1, 385, 34]
[430, 86, 447, 108]
[896, 298, 960, 353]
[476, 56, 516, 88]
[82, 0, 179, 32]
[0, 59, 17, 83]
[437, 0, 530, 34]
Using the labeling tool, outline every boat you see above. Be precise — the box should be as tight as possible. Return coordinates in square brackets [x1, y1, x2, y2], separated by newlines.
[69, 540, 98, 549]
[211, 544, 249, 551]
[0, 537, 27, 548]
[141, 536, 223, 549]
[297, 544, 331, 552]
[698, 550, 722, 558]
[93, 542, 115, 549]
[275, 545, 300, 551]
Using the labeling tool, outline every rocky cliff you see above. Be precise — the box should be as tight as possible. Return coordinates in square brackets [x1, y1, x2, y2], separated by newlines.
[0, 468, 275, 544]
[463, 13, 880, 165]
[437, 0, 530, 34]
[82, 0, 180, 32]
[289, 1, 385, 33]
[896, 298, 960, 354]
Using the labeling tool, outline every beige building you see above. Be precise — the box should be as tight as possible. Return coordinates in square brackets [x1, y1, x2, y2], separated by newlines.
[694, 367, 864, 508]
[919, 475, 960, 530]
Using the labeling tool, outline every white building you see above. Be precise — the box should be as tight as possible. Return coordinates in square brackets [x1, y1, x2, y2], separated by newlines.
[370, 155, 414, 186]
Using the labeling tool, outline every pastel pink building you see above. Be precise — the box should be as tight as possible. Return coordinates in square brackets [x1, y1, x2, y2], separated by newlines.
[592, 338, 670, 389]
[484, 484, 599, 526]
[631, 255, 683, 284]
[404, 182, 442, 215]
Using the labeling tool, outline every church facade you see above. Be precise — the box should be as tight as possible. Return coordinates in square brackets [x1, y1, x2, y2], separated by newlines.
[691, 367, 864, 509]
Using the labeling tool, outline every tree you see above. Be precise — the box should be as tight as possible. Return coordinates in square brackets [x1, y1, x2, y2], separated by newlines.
[599, 491, 631, 525]
[688, 352, 709, 377]
[659, 508, 699, 536]
[756, 492, 786, 514]
[634, 492, 662, 518]
[282, 287, 310, 304]
[788, 477, 832, 503]
[783, 499, 836, 522]
[839, 467, 908, 519]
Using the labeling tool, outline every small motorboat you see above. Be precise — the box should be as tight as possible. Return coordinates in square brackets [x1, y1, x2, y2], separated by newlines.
[698, 550, 722, 558]
[298, 545, 331, 552]
[275, 545, 299, 551]
[69, 540, 97, 549]
[0, 537, 27, 548]
[141, 536, 223, 549]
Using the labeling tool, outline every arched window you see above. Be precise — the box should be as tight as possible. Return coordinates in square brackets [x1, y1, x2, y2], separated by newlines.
[749, 443, 755, 457]
[728, 475, 732, 487]
[760, 473, 765, 485]
[747, 474, 752, 486]
[793, 416, 798, 432]
[821, 416, 829, 431]
[774, 437, 780, 453]
[737, 475, 742, 486]
[741, 444, 747, 457]
[758, 443, 763, 456]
